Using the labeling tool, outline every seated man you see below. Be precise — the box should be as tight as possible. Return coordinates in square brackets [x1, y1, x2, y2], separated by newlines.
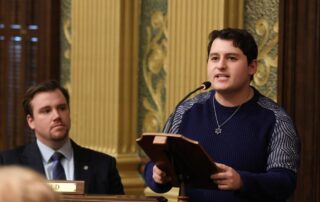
[0, 80, 124, 195]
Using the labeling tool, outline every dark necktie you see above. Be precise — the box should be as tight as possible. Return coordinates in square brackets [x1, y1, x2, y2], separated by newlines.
[50, 152, 66, 180]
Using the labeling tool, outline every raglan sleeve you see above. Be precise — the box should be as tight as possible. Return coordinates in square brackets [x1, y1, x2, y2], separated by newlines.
[238, 111, 300, 201]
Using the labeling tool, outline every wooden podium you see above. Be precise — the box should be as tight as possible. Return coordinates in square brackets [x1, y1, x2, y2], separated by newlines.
[136, 133, 218, 202]
[61, 194, 167, 202]
[47, 180, 167, 202]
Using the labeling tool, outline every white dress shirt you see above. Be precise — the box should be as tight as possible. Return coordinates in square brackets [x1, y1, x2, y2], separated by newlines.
[37, 139, 74, 180]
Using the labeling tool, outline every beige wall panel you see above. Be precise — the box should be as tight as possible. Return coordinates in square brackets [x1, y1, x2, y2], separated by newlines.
[70, 0, 120, 154]
[117, 0, 140, 155]
[70, 0, 143, 194]
[225, 0, 244, 28]
[166, 0, 225, 116]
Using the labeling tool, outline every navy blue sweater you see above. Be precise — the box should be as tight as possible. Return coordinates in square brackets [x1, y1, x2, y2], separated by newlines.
[144, 88, 300, 202]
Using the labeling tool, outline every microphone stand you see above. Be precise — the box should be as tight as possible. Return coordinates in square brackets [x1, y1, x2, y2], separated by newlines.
[164, 82, 211, 202]
[166, 81, 211, 133]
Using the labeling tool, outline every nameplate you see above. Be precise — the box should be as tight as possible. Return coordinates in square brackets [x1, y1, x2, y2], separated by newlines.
[153, 136, 167, 144]
[47, 180, 84, 194]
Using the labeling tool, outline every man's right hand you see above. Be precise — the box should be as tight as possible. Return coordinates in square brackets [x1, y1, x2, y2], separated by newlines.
[152, 165, 172, 184]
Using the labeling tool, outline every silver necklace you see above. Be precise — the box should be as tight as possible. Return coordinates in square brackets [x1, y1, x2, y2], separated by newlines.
[213, 97, 241, 135]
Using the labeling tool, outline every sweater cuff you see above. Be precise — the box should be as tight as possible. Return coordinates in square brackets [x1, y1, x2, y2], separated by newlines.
[144, 161, 172, 193]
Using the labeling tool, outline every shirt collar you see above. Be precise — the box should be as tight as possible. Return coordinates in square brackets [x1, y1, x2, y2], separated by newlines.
[37, 139, 73, 163]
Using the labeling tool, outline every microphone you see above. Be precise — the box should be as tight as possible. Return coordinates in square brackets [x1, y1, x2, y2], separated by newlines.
[174, 81, 211, 108]
[165, 81, 211, 132]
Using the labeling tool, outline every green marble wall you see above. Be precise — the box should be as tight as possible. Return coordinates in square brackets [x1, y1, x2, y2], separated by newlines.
[244, 0, 279, 101]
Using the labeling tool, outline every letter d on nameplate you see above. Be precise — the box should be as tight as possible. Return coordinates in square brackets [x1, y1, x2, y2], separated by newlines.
[47, 180, 85, 194]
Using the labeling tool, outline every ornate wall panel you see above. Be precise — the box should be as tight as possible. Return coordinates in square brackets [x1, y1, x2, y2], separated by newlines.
[138, 0, 168, 136]
[60, 0, 71, 87]
[244, 0, 279, 101]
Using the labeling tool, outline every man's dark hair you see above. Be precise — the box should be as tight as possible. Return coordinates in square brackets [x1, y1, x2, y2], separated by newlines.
[22, 80, 70, 116]
[207, 28, 258, 64]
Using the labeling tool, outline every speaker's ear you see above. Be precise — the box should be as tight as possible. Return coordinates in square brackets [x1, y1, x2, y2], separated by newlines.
[26, 114, 35, 130]
[248, 59, 258, 75]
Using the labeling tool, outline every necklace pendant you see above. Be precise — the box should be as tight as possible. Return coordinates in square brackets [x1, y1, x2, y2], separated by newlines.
[215, 127, 222, 135]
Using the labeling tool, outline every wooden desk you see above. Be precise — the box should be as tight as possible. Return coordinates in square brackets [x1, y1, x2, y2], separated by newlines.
[61, 195, 167, 202]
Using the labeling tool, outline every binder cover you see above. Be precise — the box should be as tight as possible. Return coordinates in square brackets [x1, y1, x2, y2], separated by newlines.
[137, 133, 218, 189]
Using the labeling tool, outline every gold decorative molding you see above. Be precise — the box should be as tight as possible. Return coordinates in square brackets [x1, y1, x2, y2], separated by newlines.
[142, 11, 168, 133]
[254, 19, 278, 87]
[244, 0, 279, 101]
[60, 0, 72, 86]
[63, 19, 72, 60]
[251, 18, 279, 101]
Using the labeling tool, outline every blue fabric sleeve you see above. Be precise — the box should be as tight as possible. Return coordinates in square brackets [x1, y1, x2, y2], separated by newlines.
[144, 161, 173, 193]
[238, 167, 297, 201]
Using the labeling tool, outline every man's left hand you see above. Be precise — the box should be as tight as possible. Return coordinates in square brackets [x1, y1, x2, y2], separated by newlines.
[210, 162, 243, 190]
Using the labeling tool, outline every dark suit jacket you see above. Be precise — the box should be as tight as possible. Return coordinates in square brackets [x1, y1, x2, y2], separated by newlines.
[0, 139, 124, 194]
